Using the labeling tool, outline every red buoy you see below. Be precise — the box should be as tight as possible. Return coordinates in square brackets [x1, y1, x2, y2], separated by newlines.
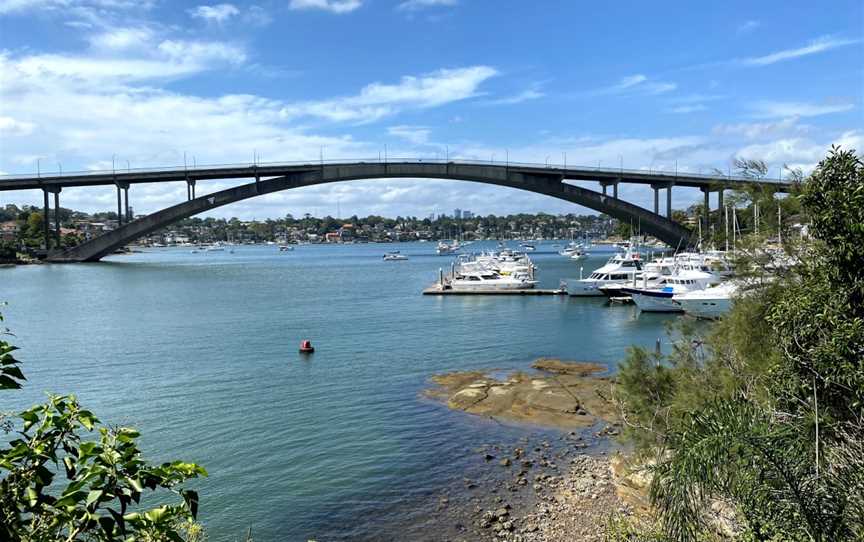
[299, 340, 315, 354]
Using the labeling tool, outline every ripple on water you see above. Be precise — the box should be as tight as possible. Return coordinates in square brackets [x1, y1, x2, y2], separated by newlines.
[3, 242, 682, 540]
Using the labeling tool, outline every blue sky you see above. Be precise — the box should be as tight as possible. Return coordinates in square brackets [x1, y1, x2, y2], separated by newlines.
[0, 0, 861, 219]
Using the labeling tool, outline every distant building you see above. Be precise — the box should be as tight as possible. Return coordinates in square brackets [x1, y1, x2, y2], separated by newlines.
[1, 221, 19, 241]
[462, 210, 474, 219]
[454, 208, 462, 220]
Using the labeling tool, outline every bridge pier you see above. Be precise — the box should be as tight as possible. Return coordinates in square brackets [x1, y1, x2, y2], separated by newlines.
[652, 185, 659, 214]
[42, 189, 50, 250]
[717, 189, 724, 231]
[666, 184, 673, 219]
[186, 179, 196, 201]
[54, 189, 61, 248]
[116, 185, 123, 226]
[124, 185, 130, 222]
[701, 187, 711, 239]
[600, 180, 619, 199]
[42, 186, 62, 250]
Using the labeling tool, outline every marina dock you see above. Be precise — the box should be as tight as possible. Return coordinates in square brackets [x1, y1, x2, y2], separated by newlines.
[422, 287, 568, 296]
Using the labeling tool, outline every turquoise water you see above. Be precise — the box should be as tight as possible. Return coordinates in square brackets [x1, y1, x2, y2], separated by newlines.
[2, 242, 677, 540]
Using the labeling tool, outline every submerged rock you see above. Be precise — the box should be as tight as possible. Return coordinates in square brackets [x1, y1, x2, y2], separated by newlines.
[423, 359, 617, 430]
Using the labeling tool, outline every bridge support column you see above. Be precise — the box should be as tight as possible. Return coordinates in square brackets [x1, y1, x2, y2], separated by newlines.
[702, 187, 711, 240]
[612, 182, 618, 199]
[124, 186, 130, 222]
[717, 189, 724, 228]
[601, 184, 607, 196]
[188, 179, 196, 200]
[116, 185, 123, 226]
[666, 184, 673, 219]
[42, 189, 50, 250]
[652, 186, 659, 214]
[54, 189, 61, 248]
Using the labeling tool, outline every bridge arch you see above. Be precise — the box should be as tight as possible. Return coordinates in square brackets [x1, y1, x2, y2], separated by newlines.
[51, 162, 691, 262]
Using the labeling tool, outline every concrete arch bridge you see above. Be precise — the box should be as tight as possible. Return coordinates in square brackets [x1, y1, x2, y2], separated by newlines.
[0, 160, 794, 262]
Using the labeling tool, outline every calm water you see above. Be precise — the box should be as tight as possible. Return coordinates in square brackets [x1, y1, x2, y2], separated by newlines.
[2, 242, 678, 540]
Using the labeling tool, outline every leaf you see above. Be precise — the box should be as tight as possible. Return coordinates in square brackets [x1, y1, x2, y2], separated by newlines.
[63, 456, 76, 478]
[26, 487, 39, 508]
[182, 489, 200, 519]
[109, 507, 126, 535]
[128, 477, 143, 493]
[86, 489, 104, 507]
[98, 515, 115, 537]
[0, 374, 22, 389]
[2, 365, 24, 380]
[144, 506, 168, 523]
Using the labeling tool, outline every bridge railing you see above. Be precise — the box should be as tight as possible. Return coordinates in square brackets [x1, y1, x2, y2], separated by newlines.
[0, 157, 790, 185]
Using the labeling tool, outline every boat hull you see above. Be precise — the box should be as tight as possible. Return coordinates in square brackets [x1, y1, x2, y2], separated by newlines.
[674, 297, 732, 319]
[450, 282, 535, 291]
[566, 280, 606, 296]
[624, 289, 683, 313]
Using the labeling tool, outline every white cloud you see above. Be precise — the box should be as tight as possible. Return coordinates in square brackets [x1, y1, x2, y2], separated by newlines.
[189, 3, 240, 23]
[486, 87, 544, 106]
[740, 35, 859, 66]
[0, 0, 154, 16]
[713, 117, 806, 140]
[592, 74, 677, 96]
[5, 38, 247, 86]
[616, 74, 646, 89]
[88, 27, 155, 52]
[157, 40, 247, 65]
[0, 116, 36, 136]
[397, 0, 457, 11]
[288, 0, 362, 14]
[668, 104, 707, 114]
[388, 125, 430, 145]
[737, 20, 760, 34]
[751, 100, 855, 119]
[244, 5, 272, 26]
[279, 66, 497, 123]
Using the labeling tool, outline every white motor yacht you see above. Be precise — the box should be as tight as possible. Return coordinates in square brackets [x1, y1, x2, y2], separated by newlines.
[436, 240, 460, 255]
[566, 249, 648, 296]
[383, 251, 408, 261]
[672, 282, 737, 319]
[558, 241, 582, 257]
[448, 269, 537, 291]
[621, 269, 719, 312]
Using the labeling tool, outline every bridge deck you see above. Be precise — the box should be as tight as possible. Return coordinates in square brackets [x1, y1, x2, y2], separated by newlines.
[0, 159, 795, 192]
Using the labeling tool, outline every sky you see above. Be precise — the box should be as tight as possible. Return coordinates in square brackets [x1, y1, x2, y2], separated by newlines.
[0, 0, 862, 220]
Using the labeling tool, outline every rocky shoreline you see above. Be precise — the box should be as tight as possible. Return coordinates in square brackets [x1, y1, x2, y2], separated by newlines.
[423, 359, 617, 430]
[396, 359, 646, 541]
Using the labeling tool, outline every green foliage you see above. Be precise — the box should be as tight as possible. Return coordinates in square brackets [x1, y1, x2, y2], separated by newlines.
[604, 512, 666, 541]
[0, 311, 25, 391]
[614, 148, 864, 541]
[0, 311, 208, 541]
[768, 147, 864, 420]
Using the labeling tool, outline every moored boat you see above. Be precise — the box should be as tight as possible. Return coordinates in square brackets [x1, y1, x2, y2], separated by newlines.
[672, 282, 737, 319]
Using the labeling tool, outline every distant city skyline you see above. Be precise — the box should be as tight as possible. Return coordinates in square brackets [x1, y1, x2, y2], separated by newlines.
[0, 0, 861, 219]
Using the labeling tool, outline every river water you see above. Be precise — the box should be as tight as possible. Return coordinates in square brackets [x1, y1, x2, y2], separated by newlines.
[2, 241, 678, 540]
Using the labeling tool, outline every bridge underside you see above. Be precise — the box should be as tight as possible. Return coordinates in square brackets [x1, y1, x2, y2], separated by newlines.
[50, 163, 691, 262]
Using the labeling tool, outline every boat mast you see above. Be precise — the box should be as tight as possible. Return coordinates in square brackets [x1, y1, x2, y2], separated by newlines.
[778, 203, 782, 245]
